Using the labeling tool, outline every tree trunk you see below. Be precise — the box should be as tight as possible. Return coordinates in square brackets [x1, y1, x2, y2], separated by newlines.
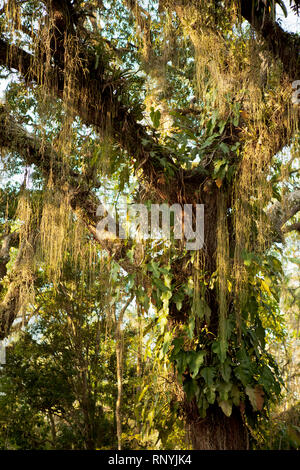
[48, 411, 57, 448]
[170, 188, 249, 450]
[186, 403, 248, 450]
[115, 326, 123, 451]
[113, 296, 133, 450]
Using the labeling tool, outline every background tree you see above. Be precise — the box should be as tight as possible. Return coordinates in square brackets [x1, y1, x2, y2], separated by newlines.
[0, 244, 185, 449]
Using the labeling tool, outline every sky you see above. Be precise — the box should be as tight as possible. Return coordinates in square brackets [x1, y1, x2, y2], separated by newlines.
[277, 1, 300, 31]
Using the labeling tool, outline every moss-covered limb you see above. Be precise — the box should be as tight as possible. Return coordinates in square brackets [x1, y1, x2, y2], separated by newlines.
[283, 221, 300, 233]
[0, 104, 148, 338]
[0, 105, 141, 275]
[0, 39, 33, 79]
[0, 232, 35, 341]
[41, 0, 81, 72]
[0, 1, 203, 196]
[0, 36, 184, 198]
[43, 0, 77, 31]
[0, 230, 19, 283]
[280, 190, 300, 224]
[0, 104, 68, 176]
[268, 189, 300, 239]
[240, 0, 300, 79]
[174, 0, 300, 80]
[0, 3, 298, 200]
[0, 104, 96, 231]
[1, 0, 183, 189]
[0, 278, 21, 340]
[0, 38, 65, 93]
[169, 2, 299, 161]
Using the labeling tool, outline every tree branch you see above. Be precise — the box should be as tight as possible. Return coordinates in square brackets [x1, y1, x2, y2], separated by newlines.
[0, 0, 182, 199]
[283, 221, 300, 234]
[269, 189, 300, 240]
[0, 104, 141, 274]
[0, 230, 19, 283]
[0, 233, 35, 341]
[0, 103, 151, 338]
[240, 0, 300, 80]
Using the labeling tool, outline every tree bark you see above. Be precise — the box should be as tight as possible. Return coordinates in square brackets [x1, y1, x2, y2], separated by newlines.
[115, 313, 123, 451]
[186, 402, 248, 450]
[48, 411, 57, 448]
[113, 295, 134, 450]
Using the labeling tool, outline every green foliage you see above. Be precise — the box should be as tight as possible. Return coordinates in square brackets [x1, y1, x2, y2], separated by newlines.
[254, 404, 300, 450]
[168, 247, 286, 423]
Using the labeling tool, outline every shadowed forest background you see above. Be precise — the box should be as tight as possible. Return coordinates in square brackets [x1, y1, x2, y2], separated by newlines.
[0, 0, 299, 450]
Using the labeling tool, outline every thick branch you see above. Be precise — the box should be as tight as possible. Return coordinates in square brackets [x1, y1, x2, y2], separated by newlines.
[283, 221, 300, 234]
[268, 190, 300, 240]
[0, 235, 35, 341]
[0, 105, 138, 273]
[240, 0, 300, 80]
[0, 230, 19, 283]
[0, 13, 182, 200]
[0, 104, 149, 338]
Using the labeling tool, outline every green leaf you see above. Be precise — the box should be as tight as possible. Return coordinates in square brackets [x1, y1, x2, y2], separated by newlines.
[247, 296, 258, 322]
[233, 115, 239, 127]
[212, 340, 227, 363]
[255, 320, 265, 349]
[187, 316, 195, 339]
[214, 159, 227, 172]
[259, 365, 275, 391]
[150, 107, 161, 129]
[231, 384, 240, 406]
[173, 289, 185, 312]
[289, 257, 300, 266]
[245, 386, 256, 411]
[189, 351, 206, 379]
[199, 133, 219, 150]
[175, 351, 187, 376]
[148, 260, 160, 278]
[138, 385, 149, 402]
[220, 361, 232, 382]
[153, 277, 169, 292]
[234, 363, 252, 387]
[162, 332, 172, 355]
[218, 120, 226, 134]
[219, 142, 230, 154]
[206, 387, 216, 404]
[192, 296, 211, 321]
[218, 382, 232, 401]
[200, 367, 216, 386]
[147, 409, 155, 427]
[183, 378, 198, 402]
[171, 337, 184, 357]
[219, 399, 232, 417]
[197, 394, 209, 417]
[234, 348, 254, 386]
